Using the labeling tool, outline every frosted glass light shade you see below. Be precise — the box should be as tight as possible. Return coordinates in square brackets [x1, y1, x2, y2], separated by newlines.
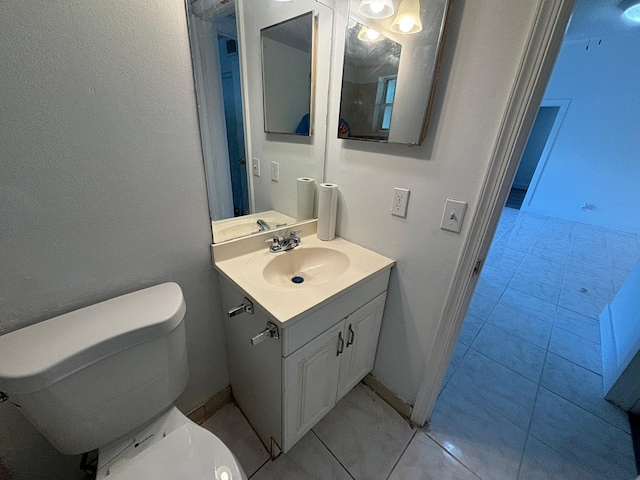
[390, 0, 423, 34]
[358, 0, 395, 19]
[621, 0, 640, 22]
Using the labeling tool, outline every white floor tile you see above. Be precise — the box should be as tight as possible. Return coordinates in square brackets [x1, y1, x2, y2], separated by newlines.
[466, 293, 497, 321]
[553, 307, 600, 344]
[201, 403, 270, 478]
[486, 303, 552, 348]
[471, 323, 546, 383]
[449, 349, 538, 430]
[540, 353, 630, 433]
[251, 431, 352, 480]
[474, 277, 506, 302]
[312, 384, 415, 480]
[529, 388, 636, 480]
[548, 326, 601, 374]
[388, 431, 480, 480]
[428, 382, 527, 480]
[442, 341, 468, 388]
[458, 313, 484, 346]
[499, 288, 556, 322]
[517, 435, 599, 480]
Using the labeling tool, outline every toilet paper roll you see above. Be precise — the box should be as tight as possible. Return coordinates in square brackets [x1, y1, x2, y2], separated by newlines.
[317, 183, 339, 241]
[297, 177, 316, 221]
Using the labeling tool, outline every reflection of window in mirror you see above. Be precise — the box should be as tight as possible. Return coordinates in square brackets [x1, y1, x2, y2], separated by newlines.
[373, 76, 396, 132]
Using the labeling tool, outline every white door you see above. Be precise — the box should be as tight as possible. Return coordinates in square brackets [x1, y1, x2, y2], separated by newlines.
[336, 293, 387, 401]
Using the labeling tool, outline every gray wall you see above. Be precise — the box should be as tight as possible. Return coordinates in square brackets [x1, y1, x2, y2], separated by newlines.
[0, 1, 229, 478]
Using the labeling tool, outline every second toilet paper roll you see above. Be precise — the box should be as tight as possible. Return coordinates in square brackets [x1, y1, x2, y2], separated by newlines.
[317, 183, 338, 241]
[296, 177, 316, 221]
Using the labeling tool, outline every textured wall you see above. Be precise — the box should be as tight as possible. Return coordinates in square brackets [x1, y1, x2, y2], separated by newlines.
[0, 1, 229, 478]
[325, 0, 541, 407]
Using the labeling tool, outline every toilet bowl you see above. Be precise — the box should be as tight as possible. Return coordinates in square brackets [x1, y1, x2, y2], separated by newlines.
[97, 407, 245, 480]
[0, 283, 246, 480]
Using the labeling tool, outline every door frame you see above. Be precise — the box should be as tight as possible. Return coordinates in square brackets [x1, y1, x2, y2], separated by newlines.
[410, 0, 575, 426]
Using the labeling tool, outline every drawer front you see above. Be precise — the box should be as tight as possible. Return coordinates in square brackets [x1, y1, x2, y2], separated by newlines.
[282, 269, 390, 356]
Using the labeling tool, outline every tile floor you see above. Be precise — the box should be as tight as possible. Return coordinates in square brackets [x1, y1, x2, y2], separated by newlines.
[437, 208, 640, 480]
[200, 208, 640, 480]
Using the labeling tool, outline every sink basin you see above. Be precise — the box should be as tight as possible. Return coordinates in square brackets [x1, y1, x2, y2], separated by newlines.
[263, 248, 350, 287]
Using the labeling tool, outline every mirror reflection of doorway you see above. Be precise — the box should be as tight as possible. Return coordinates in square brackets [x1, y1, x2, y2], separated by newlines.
[506, 102, 567, 209]
[218, 35, 249, 216]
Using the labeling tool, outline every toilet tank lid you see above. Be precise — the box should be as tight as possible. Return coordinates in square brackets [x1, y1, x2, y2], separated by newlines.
[0, 283, 186, 395]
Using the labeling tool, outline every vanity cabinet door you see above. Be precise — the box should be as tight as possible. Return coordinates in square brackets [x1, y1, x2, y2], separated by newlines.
[283, 321, 345, 451]
[336, 292, 387, 402]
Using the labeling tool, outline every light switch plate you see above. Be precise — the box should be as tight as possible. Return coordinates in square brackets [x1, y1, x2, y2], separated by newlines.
[271, 161, 279, 182]
[441, 199, 467, 233]
[252, 158, 260, 177]
[391, 188, 410, 218]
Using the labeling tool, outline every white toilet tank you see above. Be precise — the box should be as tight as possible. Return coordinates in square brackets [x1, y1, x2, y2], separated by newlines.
[0, 283, 189, 455]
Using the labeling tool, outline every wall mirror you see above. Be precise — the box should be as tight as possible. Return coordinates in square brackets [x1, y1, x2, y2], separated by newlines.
[261, 12, 315, 136]
[339, 0, 451, 145]
[186, 0, 332, 243]
[340, 20, 401, 142]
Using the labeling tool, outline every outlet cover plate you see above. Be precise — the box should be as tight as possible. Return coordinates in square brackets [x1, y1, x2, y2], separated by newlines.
[391, 188, 410, 218]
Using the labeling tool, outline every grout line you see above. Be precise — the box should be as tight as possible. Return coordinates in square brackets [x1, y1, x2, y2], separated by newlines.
[310, 430, 357, 480]
[248, 458, 271, 479]
[424, 432, 484, 480]
[383, 430, 417, 480]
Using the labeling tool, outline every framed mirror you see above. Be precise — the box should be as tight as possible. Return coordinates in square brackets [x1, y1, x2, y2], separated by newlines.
[339, 0, 451, 145]
[261, 12, 316, 136]
[186, 0, 332, 243]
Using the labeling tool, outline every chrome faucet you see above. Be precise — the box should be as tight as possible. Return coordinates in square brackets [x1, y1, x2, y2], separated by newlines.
[256, 219, 271, 231]
[267, 231, 301, 253]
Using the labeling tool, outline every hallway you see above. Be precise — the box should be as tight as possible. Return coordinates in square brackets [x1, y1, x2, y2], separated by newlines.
[433, 207, 639, 479]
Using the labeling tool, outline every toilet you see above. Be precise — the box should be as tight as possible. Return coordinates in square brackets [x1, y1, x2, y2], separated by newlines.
[0, 282, 247, 480]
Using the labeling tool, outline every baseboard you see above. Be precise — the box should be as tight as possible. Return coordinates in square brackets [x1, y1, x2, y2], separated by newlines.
[362, 374, 413, 422]
[186, 385, 233, 425]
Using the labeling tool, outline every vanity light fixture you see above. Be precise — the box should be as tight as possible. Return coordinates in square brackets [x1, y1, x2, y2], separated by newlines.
[357, 0, 395, 19]
[620, 0, 640, 23]
[390, 0, 423, 34]
[357, 26, 383, 42]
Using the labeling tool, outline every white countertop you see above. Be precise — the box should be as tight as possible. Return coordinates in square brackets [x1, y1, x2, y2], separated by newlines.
[212, 221, 394, 325]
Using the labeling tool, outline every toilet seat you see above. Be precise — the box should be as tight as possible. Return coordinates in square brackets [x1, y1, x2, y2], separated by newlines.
[104, 423, 246, 480]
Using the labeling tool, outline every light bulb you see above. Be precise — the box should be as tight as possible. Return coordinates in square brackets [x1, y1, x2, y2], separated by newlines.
[366, 28, 380, 40]
[369, 0, 384, 13]
[398, 17, 414, 32]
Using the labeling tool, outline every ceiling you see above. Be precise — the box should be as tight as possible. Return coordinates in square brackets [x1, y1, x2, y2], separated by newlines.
[565, 0, 640, 40]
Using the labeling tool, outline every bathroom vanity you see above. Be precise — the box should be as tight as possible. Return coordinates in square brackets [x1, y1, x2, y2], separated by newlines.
[212, 221, 394, 456]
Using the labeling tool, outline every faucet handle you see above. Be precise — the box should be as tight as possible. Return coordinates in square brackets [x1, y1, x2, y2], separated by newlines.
[289, 230, 302, 238]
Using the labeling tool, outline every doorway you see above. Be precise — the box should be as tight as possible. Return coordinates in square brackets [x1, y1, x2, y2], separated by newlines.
[426, 8, 640, 479]
[217, 34, 249, 216]
[505, 102, 566, 209]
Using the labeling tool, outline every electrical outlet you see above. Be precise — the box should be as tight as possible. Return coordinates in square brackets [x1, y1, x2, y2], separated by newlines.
[271, 161, 279, 182]
[441, 199, 467, 233]
[252, 158, 260, 177]
[391, 187, 410, 218]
